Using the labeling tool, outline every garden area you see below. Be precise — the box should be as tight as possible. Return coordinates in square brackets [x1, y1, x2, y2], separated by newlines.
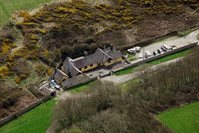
[0, 99, 55, 133]
[158, 102, 199, 133]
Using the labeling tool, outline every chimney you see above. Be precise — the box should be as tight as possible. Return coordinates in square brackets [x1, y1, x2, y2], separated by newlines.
[110, 44, 114, 51]
[84, 51, 88, 56]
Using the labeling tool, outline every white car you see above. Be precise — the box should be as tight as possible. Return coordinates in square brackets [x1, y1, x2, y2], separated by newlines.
[127, 46, 141, 54]
[50, 80, 61, 89]
[134, 46, 141, 52]
[138, 53, 143, 59]
[127, 48, 136, 53]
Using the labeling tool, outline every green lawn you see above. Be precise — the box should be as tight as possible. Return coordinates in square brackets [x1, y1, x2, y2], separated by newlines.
[0, 82, 93, 133]
[69, 81, 96, 93]
[148, 49, 190, 65]
[0, 0, 53, 26]
[158, 102, 199, 133]
[0, 99, 56, 133]
[115, 49, 190, 75]
[127, 53, 137, 61]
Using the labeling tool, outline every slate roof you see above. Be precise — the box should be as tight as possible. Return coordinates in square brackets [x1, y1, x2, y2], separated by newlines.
[63, 57, 82, 77]
[62, 47, 123, 77]
[54, 69, 68, 84]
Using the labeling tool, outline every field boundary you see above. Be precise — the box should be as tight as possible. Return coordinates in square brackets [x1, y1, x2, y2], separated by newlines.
[0, 94, 54, 127]
[118, 25, 199, 50]
[114, 42, 198, 73]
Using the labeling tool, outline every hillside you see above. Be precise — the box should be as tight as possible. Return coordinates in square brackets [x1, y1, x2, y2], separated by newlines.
[0, 0, 199, 120]
[0, 0, 53, 26]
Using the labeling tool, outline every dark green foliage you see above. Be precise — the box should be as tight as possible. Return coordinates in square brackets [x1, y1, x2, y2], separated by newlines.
[16, 0, 199, 57]
[53, 47, 199, 133]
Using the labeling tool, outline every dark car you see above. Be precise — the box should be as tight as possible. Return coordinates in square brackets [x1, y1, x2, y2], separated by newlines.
[161, 46, 167, 52]
[157, 49, 161, 54]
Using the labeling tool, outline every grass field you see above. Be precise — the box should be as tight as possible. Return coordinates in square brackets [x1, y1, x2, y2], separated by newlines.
[148, 49, 190, 65]
[68, 81, 96, 93]
[0, 99, 56, 133]
[0, 0, 53, 26]
[0, 82, 94, 133]
[158, 102, 199, 133]
[115, 49, 190, 75]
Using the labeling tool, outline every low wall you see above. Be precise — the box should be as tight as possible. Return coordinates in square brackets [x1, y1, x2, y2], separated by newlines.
[0, 114, 15, 126]
[62, 75, 97, 90]
[114, 42, 198, 73]
[0, 94, 54, 127]
[118, 25, 199, 50]
[15, 100, 42, 117]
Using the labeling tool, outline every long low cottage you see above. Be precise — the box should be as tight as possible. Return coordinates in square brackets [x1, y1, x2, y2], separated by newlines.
[53, 46, 124, 85]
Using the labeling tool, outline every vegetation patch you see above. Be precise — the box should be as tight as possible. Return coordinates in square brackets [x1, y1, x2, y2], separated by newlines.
[0, 99, 56, 133]
[0, 0, 53, 26]
[148, 49, 191, 65]
[115, 49, 191, 75]
[68, 81, 96, 93]
[158, 102, 199, 133]
[51, 47, 199, 132]
[177, 27, 199, 37]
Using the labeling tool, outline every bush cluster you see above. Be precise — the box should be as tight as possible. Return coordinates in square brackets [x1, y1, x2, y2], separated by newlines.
[52, 47, 199, 133]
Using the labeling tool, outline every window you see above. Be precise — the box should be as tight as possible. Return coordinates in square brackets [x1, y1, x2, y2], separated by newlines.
[85, 66, 88, 69]
[90, 64, 93, 67]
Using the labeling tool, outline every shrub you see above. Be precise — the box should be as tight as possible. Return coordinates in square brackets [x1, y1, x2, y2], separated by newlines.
[0, 66, 9, 77]
[14, 74, 29, 84]
[35, 64, 47, 76]
[47, 68, 54, 76]
[52, 47, 199, 132]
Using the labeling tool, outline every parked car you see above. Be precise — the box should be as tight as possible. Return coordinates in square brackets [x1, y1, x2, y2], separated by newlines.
[127, 48, 136, 54]
[50, 79, 61, 89]
[135, 46, 141, 52]
[145, 50, 152, 58]
[157, 49, 162, 54]
[127, 46, 141, 54]
[162, 44, 172, 50]
[161, 46, 167, 52]
[138, 53, 143, 59]
[171, 44, 177, 49]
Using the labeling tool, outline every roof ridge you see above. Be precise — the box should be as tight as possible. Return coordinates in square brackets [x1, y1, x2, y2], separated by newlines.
[98, 48, 113, 61]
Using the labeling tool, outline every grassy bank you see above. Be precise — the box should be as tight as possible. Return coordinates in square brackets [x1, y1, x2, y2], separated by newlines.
[0, 0, 53, 26]
[148, 49, 190, 65]
[115, 49, 190, 75]
[158, 102, 199, 133]
[177, 27, 199, 37]
[68, 81, 96, 94]
[0, 99, 56, 133]
[0, 81, 95, 133]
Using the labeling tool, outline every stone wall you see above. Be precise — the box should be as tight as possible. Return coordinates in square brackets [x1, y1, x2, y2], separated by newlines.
[0, 94, 54, 127]
[114, 42, 198, 73]
[62, 74, 97, 90]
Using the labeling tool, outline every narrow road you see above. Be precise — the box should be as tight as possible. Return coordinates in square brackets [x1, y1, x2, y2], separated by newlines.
[101, 57, 183, 84]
